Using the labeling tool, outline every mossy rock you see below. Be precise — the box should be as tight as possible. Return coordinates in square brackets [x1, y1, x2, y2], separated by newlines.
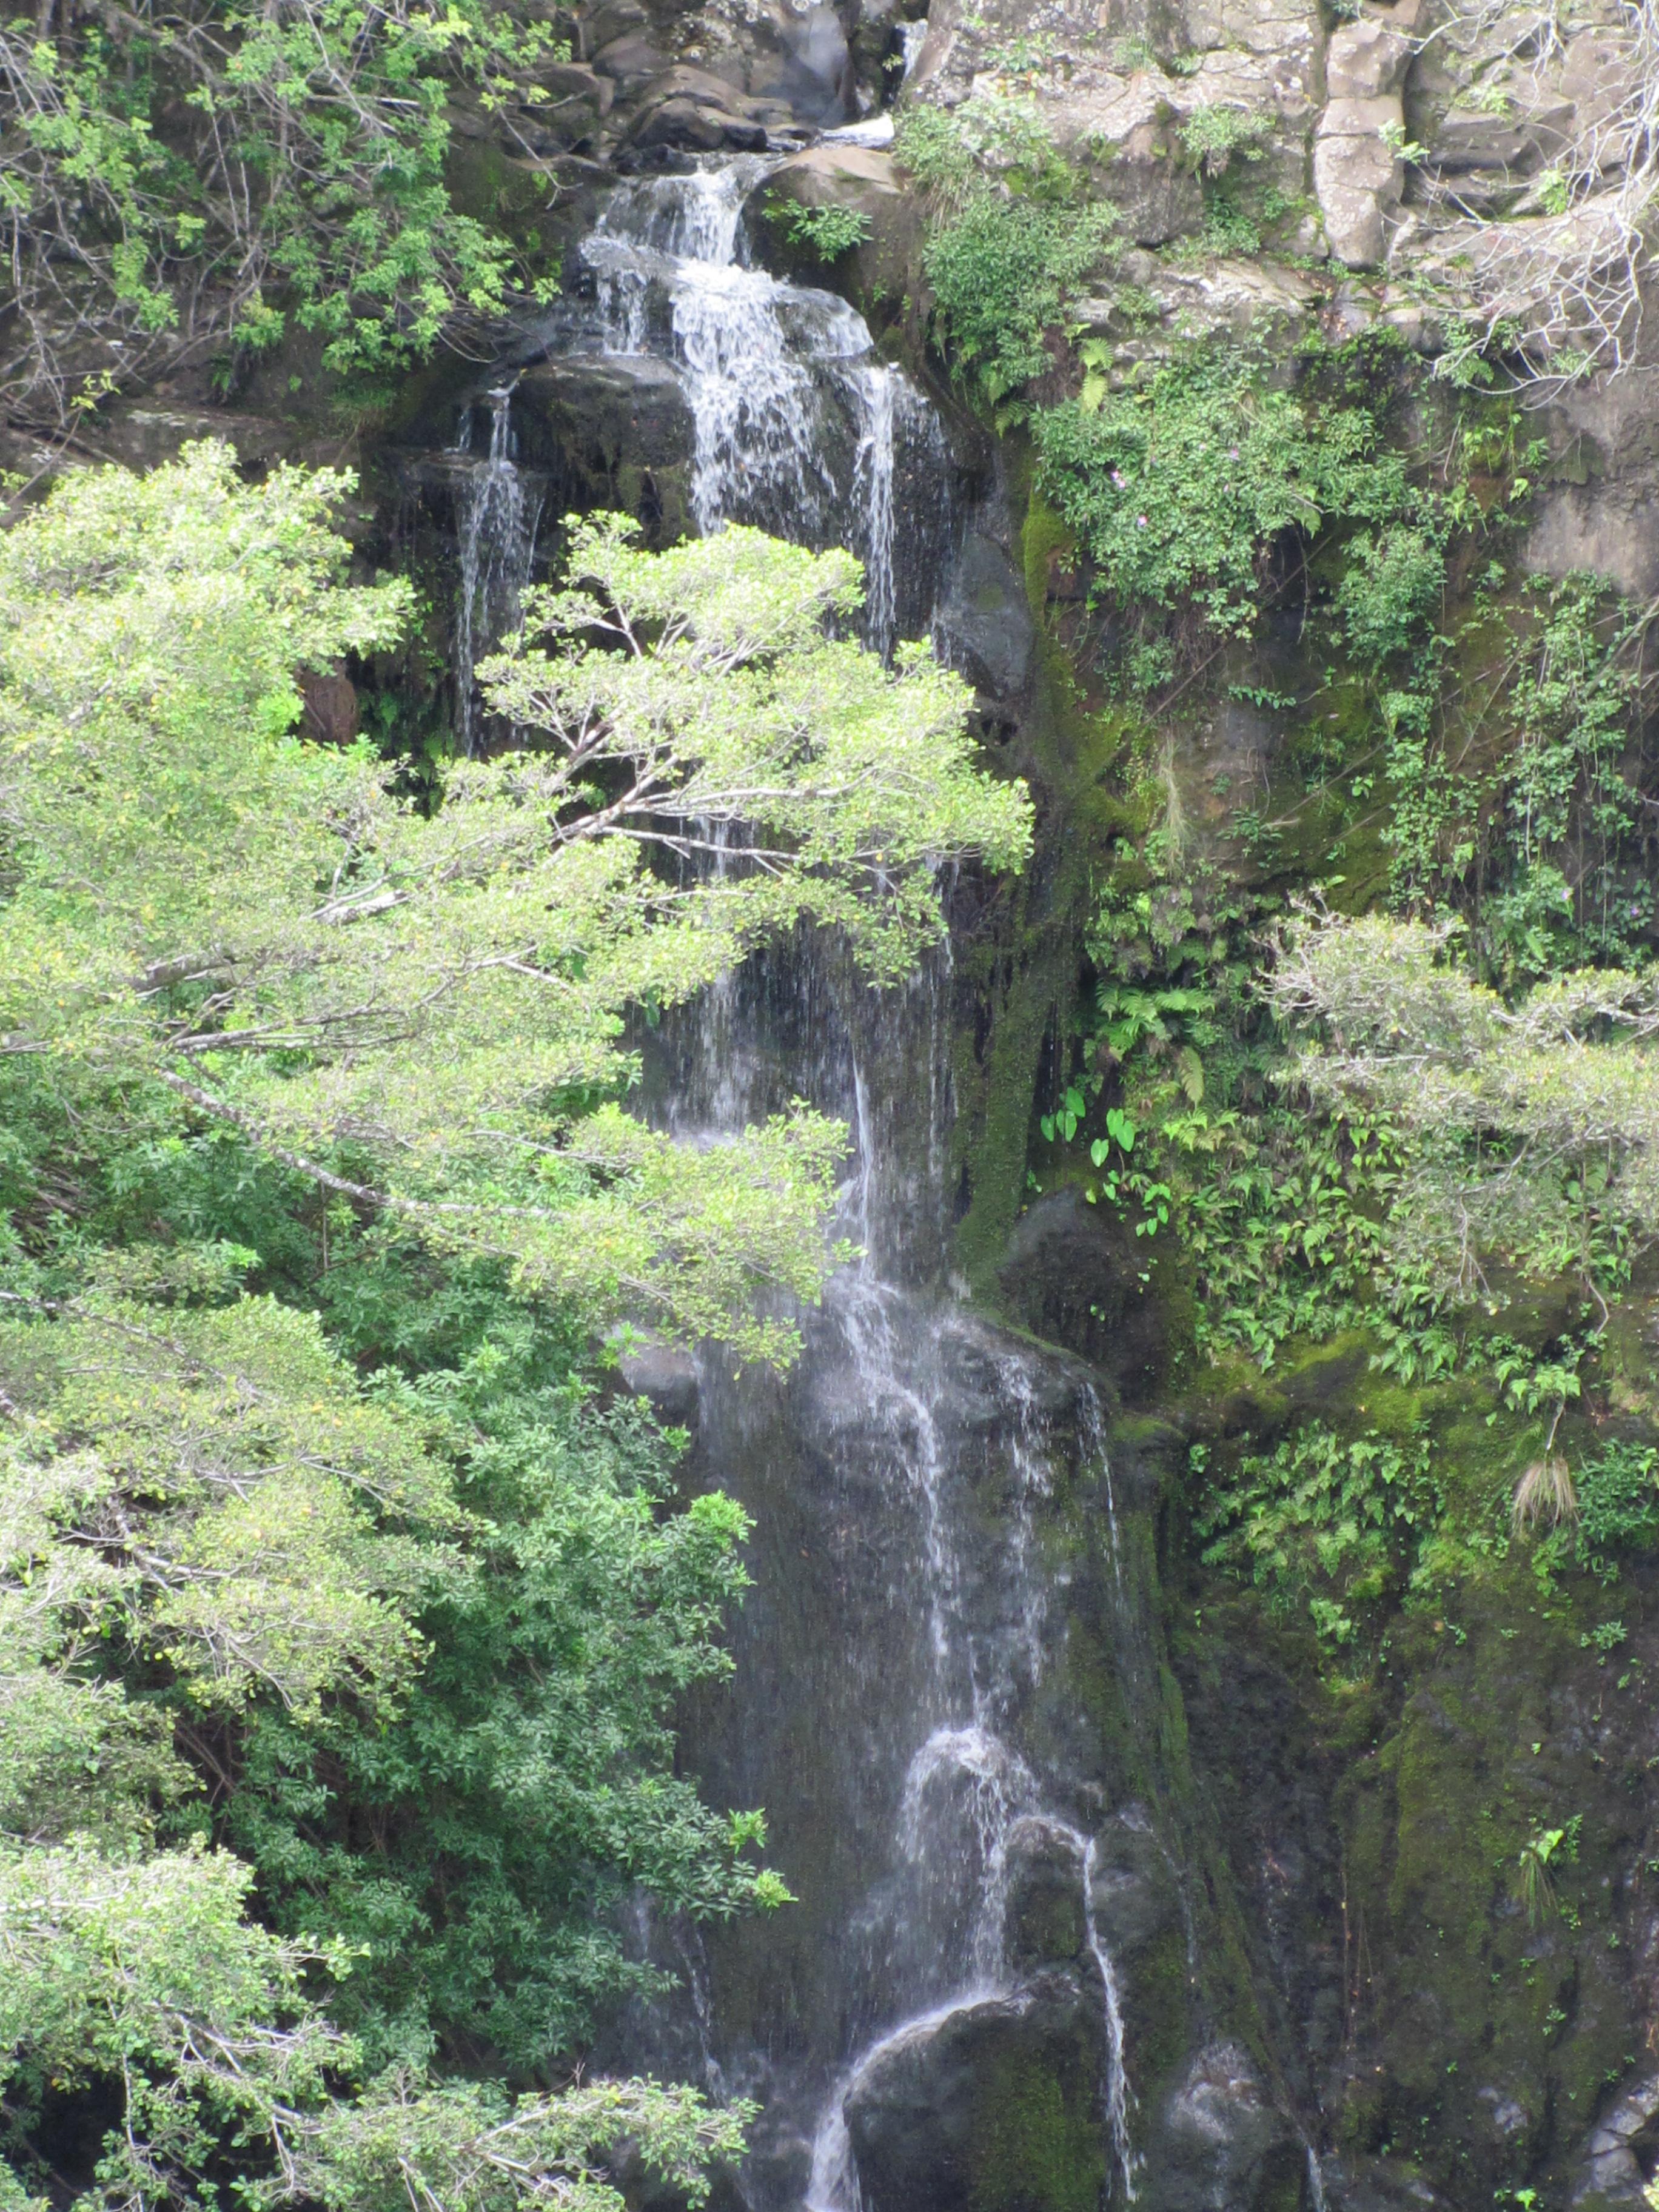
[845, 1972, 1108, 2212]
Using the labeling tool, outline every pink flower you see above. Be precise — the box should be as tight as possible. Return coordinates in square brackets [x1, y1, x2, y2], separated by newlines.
[1136, 514, 1148, 527]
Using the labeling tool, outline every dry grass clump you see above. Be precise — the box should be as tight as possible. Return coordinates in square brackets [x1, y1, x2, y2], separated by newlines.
[1511, 1453, 1578, 1535]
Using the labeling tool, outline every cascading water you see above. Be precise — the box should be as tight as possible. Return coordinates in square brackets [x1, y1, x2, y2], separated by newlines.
[575, 156, 950, 659]
[450, 387, 541, 756]
[435, 152, 951, 737]
[619, 898, 1145, 2208]
[427, 142, 1156, 2212]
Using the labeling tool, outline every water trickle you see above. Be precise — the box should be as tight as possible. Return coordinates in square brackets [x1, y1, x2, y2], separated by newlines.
[1304, 2141, 1329, 2212]
[1085, 1836, 1139, 2202]
[850, 364, 897, 659]
[451, 387, 541, 755]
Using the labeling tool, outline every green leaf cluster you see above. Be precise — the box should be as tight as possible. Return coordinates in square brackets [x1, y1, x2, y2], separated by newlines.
[1, 0, 568, 415]
[1193, 1421, 1443, 1660]
[1034, 347, 1418, 646]
[763, 196, 872, 260]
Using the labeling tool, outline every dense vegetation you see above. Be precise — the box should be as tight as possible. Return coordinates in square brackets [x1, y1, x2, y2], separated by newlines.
[1, 0, 574, 422]
[896, 81, 1659, 1677]
[0, 447, 1031, 2210]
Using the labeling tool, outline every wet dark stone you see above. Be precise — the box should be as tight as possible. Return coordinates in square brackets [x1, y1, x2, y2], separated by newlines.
[996, 1184, 1169, 1399]
[1002, 1817, 1088, 1972]
[934, 531, 1034, 705]
[845, 1971, 1109, 2212]
[512, 355, 694, 532]
[614, 1336, 700, 1430]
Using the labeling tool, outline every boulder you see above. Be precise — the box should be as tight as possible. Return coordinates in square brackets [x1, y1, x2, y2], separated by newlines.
[743, 2, 856, 126]
[1000, 1817, 1089, 1974]
[627, 94, 766, 152]
[933, 531, 1033, 705]
[591, 32, 666, 85]
[996, 1184, 1167, 1396]
[845, 1972, 1110, 2212]
[1326, 16, 1413, 101]
[99, 406, 290, 471]
[512, 355, 694, 537]
[614, 1335, 700, 1429]
[1574, 2069, 1659, 2204]
[1137, 256, 1318, 343]
[522, 57, 615, 110]
[298, 667, 359, 748]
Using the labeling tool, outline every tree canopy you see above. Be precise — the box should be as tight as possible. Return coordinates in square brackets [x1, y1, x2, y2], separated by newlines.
[0, 444, 1032, 2212]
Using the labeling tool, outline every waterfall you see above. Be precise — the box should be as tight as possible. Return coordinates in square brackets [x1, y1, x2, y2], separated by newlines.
[637, 925, 1141, 2210]
[575, 158, 950, 657]
[451, 387, 541, 756]
[540, 153, 1141, 2212]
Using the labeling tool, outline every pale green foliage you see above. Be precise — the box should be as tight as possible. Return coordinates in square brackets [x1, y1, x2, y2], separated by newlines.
[1269, 910, 1659, 1298]
[1, 1289, 449, 1747]
[0, 445, 1033, 2211]
[304, 2071, 751, 2212]
[0, 1840, 748, 2212]
[0, 450, 1031, 1361]
[0, 1842, 340, 2207]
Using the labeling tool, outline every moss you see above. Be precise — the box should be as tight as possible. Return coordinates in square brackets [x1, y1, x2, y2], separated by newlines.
[951, 460, 1156, 1291]
[969, 2049, 1108, 2212]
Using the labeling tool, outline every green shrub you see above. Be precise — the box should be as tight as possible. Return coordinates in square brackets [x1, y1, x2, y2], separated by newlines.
[1337, 521, 1447, 665]
[923, 192, 1116, 411]
[764, 196, 872, 260]
[1033, 347, 1415, 645]
[1194, 1422, 1442, 1655]
[1575, 1441, 1659, 1574]
[1178, 104, 1272, 176]
[896, 89, 1069, 204]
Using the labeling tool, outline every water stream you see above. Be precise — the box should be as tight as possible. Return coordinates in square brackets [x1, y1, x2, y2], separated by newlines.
[450, 386, 541, 756]
[441, 146, 1145, 2210]
[630, 916, 1142, 2208]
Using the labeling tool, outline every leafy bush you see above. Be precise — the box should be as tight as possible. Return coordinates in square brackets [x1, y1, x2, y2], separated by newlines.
[0, 451, 1033, 2212]
[765, 196, 873, 260]
[1179, 104, 1272, 176]
[1194, 1422, 1442, 1655]
[923, 193, 1116, 411]
[1337, 521, 1447, 665]
[896, 89, 1070, 204]
[1, 0, 567, 415]
[1575, 1440, 1659, 1572]
[1033, 347, 1415, 648]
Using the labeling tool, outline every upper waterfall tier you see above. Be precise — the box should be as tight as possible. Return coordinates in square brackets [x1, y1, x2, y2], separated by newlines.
[435, 153, 956, 676]
[575, 157, 951, 659]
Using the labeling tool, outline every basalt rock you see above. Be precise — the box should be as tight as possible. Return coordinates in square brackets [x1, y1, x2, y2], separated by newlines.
[845, 1973, 1110, 2212]
[1140, 2043, 1309, 2212]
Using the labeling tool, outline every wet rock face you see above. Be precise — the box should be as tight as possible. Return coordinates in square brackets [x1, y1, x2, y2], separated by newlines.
[1141, 2045, 1308, 2212]
[845, 1974, 1110, 2212]
[996, 1185, 1168, 1399]
[933, 531, 1034, 708]
[512, 355, 695, 537]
